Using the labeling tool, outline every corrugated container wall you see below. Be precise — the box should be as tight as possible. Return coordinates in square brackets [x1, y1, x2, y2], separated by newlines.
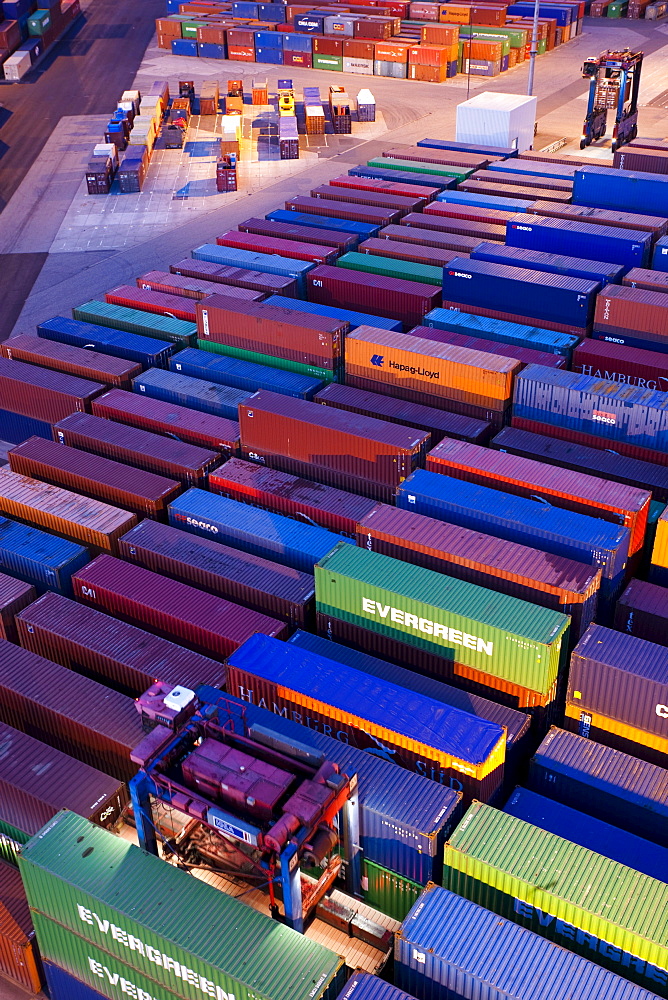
[0, 859, 42, 993]
[0, 517, 89, 597]
[0, 572, 36, 642]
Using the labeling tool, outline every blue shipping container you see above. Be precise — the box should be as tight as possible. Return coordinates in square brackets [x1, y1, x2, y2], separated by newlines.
[255, 47, 283, 63]
[504, 786, 668, 883]
[169, 348, 325, 399]
[265, 295, 403, 333]
[294, 13, 325, 30]
[513, 364, 668, 458]
[506, 2, 571, 23]
[469, 242, 622, 287]
[652, 235, 668, 272]
[259, 3, 288, 20]
[282, 32, 312, 51]
[168, 488, 351, 572]
[132, 367, 250, 421]
[36, 316, 177, 368]
[506, 215, 652, 269]
[171, 38, 198, 55]
[441, 257, 598, 330]
[197, 42, 225, 58]
[44, 962, 107, 1000]
[395, 884, 660, 1000]
[436, 189, 534, 213]
[0, 409, 52, 444]
[232, 1, 258, 13]
[336, 974, 416, 1000]
[0, 516, 89, 595]
[527, 726, 668, 848]
[423, 308, 578, 358]
[191, 244, 314, 296]
[486, 159, 576, 181]
[573, 164, 668, 217]
[266, 209, 380, 240]
[348, 165, 457, 191]
[417, 138, 518, 157]
[254, 30, 282, 46]
[396, 469, 629, 607]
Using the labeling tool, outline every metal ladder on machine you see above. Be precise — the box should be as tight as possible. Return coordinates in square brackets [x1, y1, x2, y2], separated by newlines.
[580, 48, 643, 152]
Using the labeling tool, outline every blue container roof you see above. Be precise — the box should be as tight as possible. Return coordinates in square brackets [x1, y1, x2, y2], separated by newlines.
[170, 348, 324, 398]
[267, 209, 379, 238]
[336, 974, 417, 1000]
[417, 138, 518, 157]
[504, 787, 668, 883]
[470, 242, 622, 284]
[517, 363, 668, 412]
[133, 368, 249, 420]
[228, 633, 505, 764]
[424, 308, 579, 352]
[191, 244, 313, 277]
[265, 295, 403, 332]
[512, 215, 652, 248]
[443, 256, 600, 295]
[436, 189, 535, 212]
[0, 516, 88, 568]
[348, 165, 457, 191]
[572, 623, 668, 684]
[37, 316, 173, 359]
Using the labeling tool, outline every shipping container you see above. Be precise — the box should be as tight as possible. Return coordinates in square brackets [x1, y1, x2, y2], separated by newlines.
[423, 308, 579, 358]
[337, 251, 443, 287]
[227, 632, 507, 802]
[527, 726, 668, 847]
[397, 468, 630, 609]
[355, 503, 599, 640]
[488, 158, 578, 181]
[396, 883, 664, 1000]
[0, 517, 89, 598]
[337, 973, 415, 1000]
[331, 174, 440, 202]
[469, 169, 574, 195]
[565, 623, 668, 766]
[506, 215, 652, 269]
[216, 229, 340, 265]
[44, 961, 108, 1000]
[104, 285, 202, 324]
[16, 590, 225, 699]
[0, 722, 127, 866]
[209, 458, 378, 536]
[402, 212, 507, 242]
[572, 163, 668, 216]
[91, 388, 240, 454]
[384, 146, 488, 171]
[72, 300, 196, 346]
[238, 218, 359, 253]
[53, 412, 219, 488]
[491, 425, 668, 503]
[36, 316, 178, 369]
[169, 488, 351, 572]
[118, 518, 314, 626]
[0, 859, 42, 993]
[315, 542, 569, 699]
[310, 185, 426, 216]
[614, 578, 668, 646]
[0, 640, 142, 781]
[423, 199, 519, 227]
[461, 177, 570, 204]
[190, 243, 314, 297]
[356, 238, 467, 271]
[469, 242, 622, 286]
[0, 356, 104, 424]
[169, 347, 325, 400]
[593, 285, 668, 353]
[72, 553, 287, 661]
[266, 209, 380, 241]
[264, 295, 404, 333]
[348, 165, 457, 192]
[530, 200, 668, 238]
[133, 367, 250, 422]
[425, 437, 650, 556]
[418, 138, 518, 157]
[170, 258, 299, 298]
[285, 196, 401, 228]
[379, 224, 483, 254]
[571, 338, 668, 392]
[0, 572, 35, 643]
[8, 437, 181, 521]
[1, 334, 142, 389]
[18, 811, 347, 1000]
[412, 325, 567, 370]
[504, 786, 668, 883]
[136, 271, 264, 303]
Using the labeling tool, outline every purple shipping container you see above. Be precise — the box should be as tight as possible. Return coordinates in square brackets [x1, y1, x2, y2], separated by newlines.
[53, 412, 220, 487]
[613, 578, 668, 647]
[0, 574, 36, 643]
[71, 554, 288, 661]
[357, 238, 468, 270]
[16, 591, 225, 698]
[409, 326, 566, 370]
[285, 196, 402, 227]
[118, 518, 314, 626]
[0, 356, 104, 424]
[137, 271, 265, 303]
[379, 225, 483, 255]
[1, 334, 142, 389]
[306, 265, 440, 329]
[238, 218, 359, 253]
[310, 185, 425, 216]
[169, 259, 299, 298]
[216, 230, 340, 265]
[91, 389, 240, 454]
[209, 457, 378, 535]
[0, 639, 143, 781]
[401, 212, 507, 242]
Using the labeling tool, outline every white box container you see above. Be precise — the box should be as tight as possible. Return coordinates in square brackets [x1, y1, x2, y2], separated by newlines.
[93, 143, 119, 167]
[3, 51, 32, 80]
[455, 92, 537, 153]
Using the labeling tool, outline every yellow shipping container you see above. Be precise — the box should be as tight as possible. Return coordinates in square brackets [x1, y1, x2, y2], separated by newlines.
[651, 507, 668, 568]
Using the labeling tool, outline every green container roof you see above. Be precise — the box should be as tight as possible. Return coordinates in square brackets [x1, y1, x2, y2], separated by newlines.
[197, 340, 337, 381]
[19, 811, 344, 1000]
[336, 252, 442, 286]
[367, 158, 472, 180]
[73, 300, 196, 344]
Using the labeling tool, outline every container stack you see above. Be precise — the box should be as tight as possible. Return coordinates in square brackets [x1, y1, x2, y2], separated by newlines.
[1, 0, 81, 80]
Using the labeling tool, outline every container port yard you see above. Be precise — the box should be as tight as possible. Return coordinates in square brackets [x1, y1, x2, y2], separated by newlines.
[0, 0, 668, 996]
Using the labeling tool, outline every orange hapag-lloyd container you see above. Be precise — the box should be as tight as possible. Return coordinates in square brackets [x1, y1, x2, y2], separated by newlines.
[440, 4, 472, 21]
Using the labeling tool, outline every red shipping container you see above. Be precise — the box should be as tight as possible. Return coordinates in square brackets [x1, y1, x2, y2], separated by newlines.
[0, 356, 104, 425]
[91, 388, 240, 454]
[329, 174, 439, 202]
[210, 457, 378, 534]
[8, 437, 181, 521]
[470, 3, 506, 22]
[373, 40, 410, 60]
[284, 50, 312, 65]
[358, 237, 468, 268]
[169, 258, 298, 297]
[343, 38, 375, 58]
[424, 201, 518, 226]
[227, 26, 255, 43]
[379, 223, 483, 254]
[401, 211, 506, 241]
[313, 36, 343, 54]
[408, 64, 448, 82]
[353, 16, 394, 37]
[0, 574, 35, 644]
[571, 338, 668, 393]
[468, 168, 573, 193]
[426, 437, 650, 556]
[16, 590, 225, 698]
[310, 185, 425, 216]
[383, 146, 491, 170]
[621, 268, 668, 293]
[137, 271, 263, 302]
[238, 218, 358, 253]
[1, 335, 141, 390]
[71, 554, 287, 661]
[409, 325, 567, 370]
[594, 285, 668, 345]
[0, 860, 42, 994]
[306, 264, 440, 329]
[512, 415, 668, 469]
[459, 179, 572, 204]
[104, 286, 200, 324]
[285, 196, 402, 227]
[215, 230, 339, 265]
[408, 43, 451, 65]
[0, 20, 22, 49]
[239, 389, 429, 486]
[227, 43, 256, 59]
[613, 147, 668, 175]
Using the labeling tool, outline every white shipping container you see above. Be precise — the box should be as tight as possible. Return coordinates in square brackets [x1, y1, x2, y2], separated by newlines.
[456, 92, 537, 152]
[343, 57, 374, 74]
[3, 51, 32, 80]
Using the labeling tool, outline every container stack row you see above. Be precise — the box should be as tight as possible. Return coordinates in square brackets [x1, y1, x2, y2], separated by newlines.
[0, 0, 81, 80]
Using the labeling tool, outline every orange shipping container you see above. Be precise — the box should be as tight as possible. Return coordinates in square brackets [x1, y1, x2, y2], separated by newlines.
[421, 22, 459, 42]
[0, 861, 42, 993]
[375, 40, 411, 60]
[408, 42, 452, 64]
[439, 4, 471, 21]
[408, 63, 448, 81]
[462, 37, 503, 59]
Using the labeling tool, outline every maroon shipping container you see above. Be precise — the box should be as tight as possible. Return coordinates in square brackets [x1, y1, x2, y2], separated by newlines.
[8, 437, 182, 521]
[378, 224, 483, 254]
[329, 175, 440, 203]
[312, 36, 343, 55]
[613, 578, 668, 646]
[382, 146, 491, 170]
[594, 285, 668, 344]
[239, 389, 429, 487]
[530, 202, 668, 238]
[91, 388, 240, 454]
[357, 238, 469, 269]
[310, 185, 426, 216]
[53, 412, 219, 488]
[468, 169, 573, 194]
[209, 457, 378, 535]
[136, 271, 264, 302]
[104, 285, 200, 324]
[0, 721, 128, 838]
[118, 518, 314, 626]
[511, 415, 668, 468]
[409, 325, 567, 370]
[571, 338, 668, 392]
[313, 382, 491, 445]
[306, 264, 440, 329]
[0, 859, 42, 993]
[0, 356, 104, 424]
[285, 196, 402, 227]
[0, 640, 143, 782]
[238, 218, 358, 253]
[621, 268, 668, 293]
[423, 201, 519, 227]
[1, 334, 141, 390]
[459, 179, 572, 204]
[169, 259, 299, 297]
[195, 295, 345, 370]
[16, 591, 225, 699]
[613, 147, 668, 175]
[400, 212, 507, 242]
[343, 38, 374, 59]
[215, 230, 339, 266]
[355, 503, 599, 636]
[71, 554, 287, 661]
[0, 574, 35, 644]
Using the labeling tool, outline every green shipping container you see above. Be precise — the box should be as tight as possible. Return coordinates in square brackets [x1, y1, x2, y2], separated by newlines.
[362, 861, 422, 921]
[607, 1, 627, 14]
[460, 25, 527, 47]
[313, 55, 343, 71]
[314, 544, 569, 695]
[181, 19, 206, 36]
[196, 339, 339, 382]
[0, 816, 25, 867]
[367, 158, 473, 181]
[336, 252, 442, 287]
[72, 301, 196, 347]
[443, 802, 668, 997]
[19, 812, 346, 1000]
[537, 38, 547, 54]
[28, 9, 51, 34]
